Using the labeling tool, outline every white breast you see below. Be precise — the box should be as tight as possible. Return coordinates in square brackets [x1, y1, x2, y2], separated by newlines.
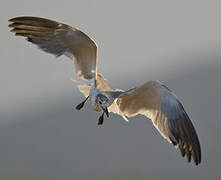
[89, 82, 100, 111]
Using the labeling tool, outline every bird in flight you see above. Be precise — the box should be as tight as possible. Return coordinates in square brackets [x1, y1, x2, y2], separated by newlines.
[8, 16, 201, 165]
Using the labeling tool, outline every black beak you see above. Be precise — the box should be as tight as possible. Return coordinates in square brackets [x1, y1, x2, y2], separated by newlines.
[102, 107, 109, 117]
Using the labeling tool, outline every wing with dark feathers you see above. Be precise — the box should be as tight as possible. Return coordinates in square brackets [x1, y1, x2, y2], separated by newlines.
[119, 81, 201, 165]
[8, 16, 97, 80]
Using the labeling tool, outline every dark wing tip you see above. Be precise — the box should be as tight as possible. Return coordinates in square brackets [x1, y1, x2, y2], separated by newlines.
[120, 81, 202, 165]
[171, 111, 201, 166]
[8, 16, 60, 40]
[8, 16, 61, 29]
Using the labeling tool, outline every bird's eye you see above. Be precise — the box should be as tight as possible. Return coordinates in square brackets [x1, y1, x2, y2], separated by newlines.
[99, 101, 102, 104]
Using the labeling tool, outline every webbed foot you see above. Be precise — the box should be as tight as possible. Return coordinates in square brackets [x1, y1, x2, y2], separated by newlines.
[98, 112, 104, 125]
[75, 96, 89, 110]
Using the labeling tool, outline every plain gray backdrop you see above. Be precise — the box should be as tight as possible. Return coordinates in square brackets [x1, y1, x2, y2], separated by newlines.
[1, 0, 221, 179]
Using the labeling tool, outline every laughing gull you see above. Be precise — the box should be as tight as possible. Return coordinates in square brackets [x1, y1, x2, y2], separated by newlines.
[8, 16, 201, 165]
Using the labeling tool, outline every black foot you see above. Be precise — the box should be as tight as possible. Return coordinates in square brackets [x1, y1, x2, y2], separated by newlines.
[98, 112, 104, 125]
[75, 96, 89, 110]
[101, 107, 109, 117]
[75, 102, 84, 110]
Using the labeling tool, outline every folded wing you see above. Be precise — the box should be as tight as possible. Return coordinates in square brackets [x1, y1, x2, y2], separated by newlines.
[119, 81, 201, 165]
[8, 16, 97, 80]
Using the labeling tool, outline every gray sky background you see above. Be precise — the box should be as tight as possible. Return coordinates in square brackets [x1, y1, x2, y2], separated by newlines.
[1, 0, 221, 179]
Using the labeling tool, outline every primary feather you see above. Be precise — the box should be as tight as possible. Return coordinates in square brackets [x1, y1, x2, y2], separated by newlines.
[119, 81, 201, 165]
[9, 16, 97, 80]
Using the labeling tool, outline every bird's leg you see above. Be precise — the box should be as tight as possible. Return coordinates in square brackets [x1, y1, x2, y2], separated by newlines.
[98, 107, 109, 125]
[75, 96, 89, 110]
[101, 107, 109, 117]
[98, 112, 104, 125]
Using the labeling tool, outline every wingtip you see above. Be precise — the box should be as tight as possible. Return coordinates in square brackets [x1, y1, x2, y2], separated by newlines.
[8, 16, 24, 22]
[8, 17, 14, 22]
[8, 23, 13, 28]
[177, 143, 201, 165]
[9, 29, 16, 33]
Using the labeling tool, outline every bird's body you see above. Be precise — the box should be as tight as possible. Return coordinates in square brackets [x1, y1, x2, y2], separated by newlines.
[89, 80, 100, 111]
[8, 16, 201, 165]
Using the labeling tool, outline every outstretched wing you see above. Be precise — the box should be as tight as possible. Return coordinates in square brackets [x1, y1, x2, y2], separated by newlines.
[8, 16, 97, 80]
[119, 81, 201, 165]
